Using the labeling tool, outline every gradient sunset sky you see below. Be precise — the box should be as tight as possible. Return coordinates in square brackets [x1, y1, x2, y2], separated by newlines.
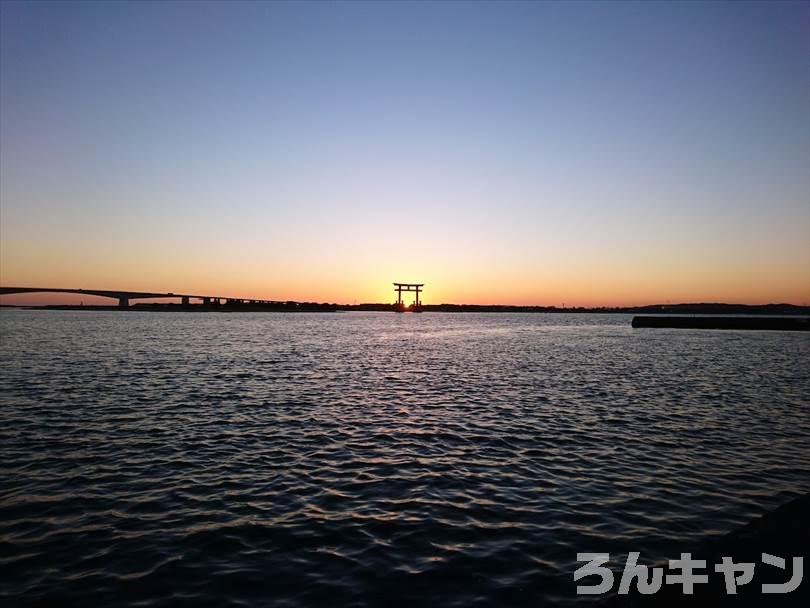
[1, 0, 808, 306]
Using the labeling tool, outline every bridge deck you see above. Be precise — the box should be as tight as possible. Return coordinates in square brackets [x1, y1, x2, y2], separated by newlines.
[0, 287, 281, 306]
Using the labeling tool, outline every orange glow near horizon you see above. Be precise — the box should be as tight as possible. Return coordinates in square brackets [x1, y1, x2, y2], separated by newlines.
[2, 191, 808, 308]
[1, 260, 808, 308]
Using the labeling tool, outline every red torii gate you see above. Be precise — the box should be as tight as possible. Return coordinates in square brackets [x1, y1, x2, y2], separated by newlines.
[393, 282, 423, 312]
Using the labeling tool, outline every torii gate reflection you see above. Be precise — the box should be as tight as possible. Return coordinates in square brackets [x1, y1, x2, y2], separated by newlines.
[393, 283, 423, 313]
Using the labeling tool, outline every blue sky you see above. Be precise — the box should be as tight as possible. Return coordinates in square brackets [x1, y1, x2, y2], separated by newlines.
[1, 0, 808, 305]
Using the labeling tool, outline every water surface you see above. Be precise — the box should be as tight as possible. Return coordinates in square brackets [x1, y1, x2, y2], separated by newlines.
[1, 311, 809, 606]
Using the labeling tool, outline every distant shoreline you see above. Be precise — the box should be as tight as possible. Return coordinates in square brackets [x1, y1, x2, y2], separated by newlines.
[2, 302, 809, 315]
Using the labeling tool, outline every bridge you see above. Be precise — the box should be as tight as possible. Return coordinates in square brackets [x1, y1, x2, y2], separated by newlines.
[0, 286, 283, 308]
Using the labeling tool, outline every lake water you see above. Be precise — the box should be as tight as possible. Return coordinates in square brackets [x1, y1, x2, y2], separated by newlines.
[1, 311, 809, 606]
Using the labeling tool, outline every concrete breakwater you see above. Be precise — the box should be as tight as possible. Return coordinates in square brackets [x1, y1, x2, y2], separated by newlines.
[632, 315, 810, 331]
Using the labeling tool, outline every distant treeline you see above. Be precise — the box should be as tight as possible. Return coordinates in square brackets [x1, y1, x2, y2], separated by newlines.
[20, 302, 342, 312]
[135, 302, 340, 312]
[9, 302, 810, 315]
[343, 302, 810, 315]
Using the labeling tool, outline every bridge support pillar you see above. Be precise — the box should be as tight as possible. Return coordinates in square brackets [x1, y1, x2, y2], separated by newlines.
[181, 296, 189, 305]
[118, 297, 129, 308]
[203, 297, 210, 306]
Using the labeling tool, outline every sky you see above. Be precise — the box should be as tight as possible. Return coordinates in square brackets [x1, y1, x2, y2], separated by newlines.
[1, 0, 808, 307]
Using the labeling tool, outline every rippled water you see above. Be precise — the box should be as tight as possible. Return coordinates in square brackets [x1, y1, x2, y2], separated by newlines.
[1, 311, 809, 606]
